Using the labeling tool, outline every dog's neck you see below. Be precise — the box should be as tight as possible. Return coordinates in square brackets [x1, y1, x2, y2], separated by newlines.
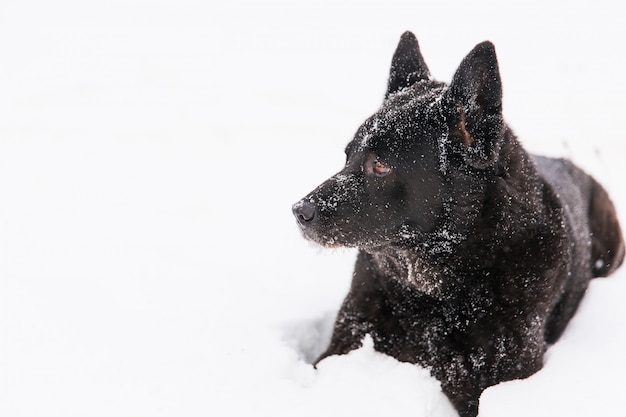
[368, 246, 454, 299]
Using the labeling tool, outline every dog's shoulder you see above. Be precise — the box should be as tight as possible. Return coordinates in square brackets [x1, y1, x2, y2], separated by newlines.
[532, 154, 594, 235]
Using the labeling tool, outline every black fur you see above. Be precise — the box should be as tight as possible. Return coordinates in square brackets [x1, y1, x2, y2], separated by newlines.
[292, 32, 624, 417]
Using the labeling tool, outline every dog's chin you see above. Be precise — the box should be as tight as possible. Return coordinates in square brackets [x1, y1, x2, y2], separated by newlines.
[313, 240, 344, 249]
[299, 228, 356, 249]
[298, 221, 416, 252]
[299, 228, 397, 251]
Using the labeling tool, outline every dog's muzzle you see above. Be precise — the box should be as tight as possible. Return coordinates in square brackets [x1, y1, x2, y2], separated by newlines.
[292, 199, 316, 227]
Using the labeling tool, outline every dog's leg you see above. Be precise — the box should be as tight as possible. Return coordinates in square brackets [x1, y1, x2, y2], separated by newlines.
[313, 300, 370, 366]
[314, 251, 383, 366]
[439, 381, 481, 417]
[588, 178, 625, 277]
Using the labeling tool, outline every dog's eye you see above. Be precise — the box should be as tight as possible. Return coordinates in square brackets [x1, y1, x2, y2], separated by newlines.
[373, 160, 391, 176]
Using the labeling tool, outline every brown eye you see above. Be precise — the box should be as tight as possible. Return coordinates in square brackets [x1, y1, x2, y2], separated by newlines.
[373, 160, 391, 176]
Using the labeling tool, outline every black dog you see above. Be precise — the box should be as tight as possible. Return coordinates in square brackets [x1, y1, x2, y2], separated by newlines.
[292, 32, 624, 417]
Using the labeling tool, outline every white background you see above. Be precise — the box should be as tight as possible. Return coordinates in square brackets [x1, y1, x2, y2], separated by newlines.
[0, 1, 625, 416]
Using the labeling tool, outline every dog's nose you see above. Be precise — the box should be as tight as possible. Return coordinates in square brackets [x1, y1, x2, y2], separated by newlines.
[293, 200, 316, 224]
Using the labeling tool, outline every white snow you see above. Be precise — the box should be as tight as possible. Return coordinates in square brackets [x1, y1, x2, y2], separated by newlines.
[1, 1, 625, 416]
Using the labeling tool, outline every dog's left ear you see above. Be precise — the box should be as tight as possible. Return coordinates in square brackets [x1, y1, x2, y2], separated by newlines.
[385, 31, 430, 98]
[445, 41, 504, 166]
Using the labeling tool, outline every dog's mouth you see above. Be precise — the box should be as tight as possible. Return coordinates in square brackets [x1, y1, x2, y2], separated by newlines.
[293, 202, 396, 250]
[292, 199, 352, 248]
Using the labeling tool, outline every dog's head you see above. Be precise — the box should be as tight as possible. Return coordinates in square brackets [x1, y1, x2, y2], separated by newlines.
[293, 32, 505, 251]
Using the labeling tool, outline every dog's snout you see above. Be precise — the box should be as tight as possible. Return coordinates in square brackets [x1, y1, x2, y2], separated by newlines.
[293, 200, 316, 224]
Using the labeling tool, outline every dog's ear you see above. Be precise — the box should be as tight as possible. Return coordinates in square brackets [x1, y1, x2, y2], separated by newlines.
[385, 31, 430, 98]
[445, 41, 504, 166]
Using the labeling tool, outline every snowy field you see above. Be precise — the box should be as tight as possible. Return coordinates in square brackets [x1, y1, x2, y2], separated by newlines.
[1, 1, 625, 416]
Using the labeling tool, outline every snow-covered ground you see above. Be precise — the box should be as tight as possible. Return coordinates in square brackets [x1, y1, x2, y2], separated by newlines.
[1, 1, 625, 416]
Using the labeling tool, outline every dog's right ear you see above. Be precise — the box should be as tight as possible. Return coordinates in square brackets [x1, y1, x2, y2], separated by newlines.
[385, 31, 430, 98]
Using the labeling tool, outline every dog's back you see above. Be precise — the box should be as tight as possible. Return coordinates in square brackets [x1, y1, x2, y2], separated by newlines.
[533, 155, 624, 343]
[534, 155, 624, 277]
